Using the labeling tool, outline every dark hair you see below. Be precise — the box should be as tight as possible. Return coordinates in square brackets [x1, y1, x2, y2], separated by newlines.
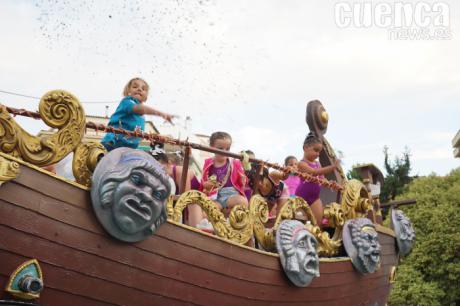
[284, 155, 297, 166]
[245, 150, 254, 156]
[209, 131, 232, 146]
[303, 132, 322, 148]
[149, 142, 169, 164]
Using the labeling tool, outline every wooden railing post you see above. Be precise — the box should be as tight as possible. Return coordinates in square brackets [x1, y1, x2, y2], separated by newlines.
[180, 145, 191, 194]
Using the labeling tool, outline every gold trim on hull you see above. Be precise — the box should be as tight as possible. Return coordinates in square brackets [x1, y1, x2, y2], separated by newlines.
[0, 155, 20, 186]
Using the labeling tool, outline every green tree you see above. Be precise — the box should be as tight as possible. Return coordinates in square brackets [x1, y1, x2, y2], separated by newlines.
[380, 146, 412, 203]
[346, 166, 362, 181]
[388, 168, 460, 306]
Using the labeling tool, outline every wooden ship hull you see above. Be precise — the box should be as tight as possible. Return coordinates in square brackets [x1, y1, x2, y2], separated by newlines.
[0, 158, 398, 306]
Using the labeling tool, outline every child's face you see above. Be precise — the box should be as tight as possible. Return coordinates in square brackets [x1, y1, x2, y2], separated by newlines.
[286, 157, 298, 168]
[127, 79, 149, 102]
[212, 138, 231, 163]
[303, 143, 323, 162]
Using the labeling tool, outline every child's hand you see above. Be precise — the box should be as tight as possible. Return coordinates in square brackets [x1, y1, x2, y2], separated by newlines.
[285, 165, 296, 174]
[161, 113, 178, 125]
[203, 180, 217, 193]
[333, 159, 341, 168]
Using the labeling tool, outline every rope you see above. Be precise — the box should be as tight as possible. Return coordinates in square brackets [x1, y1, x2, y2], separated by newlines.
[3, 105, 343, 191]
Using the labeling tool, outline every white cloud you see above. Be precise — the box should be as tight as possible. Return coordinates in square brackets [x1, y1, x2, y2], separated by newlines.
[0, 0, 459, 176]
[412, 149, 454, 161]
[231, 126, 304, 164]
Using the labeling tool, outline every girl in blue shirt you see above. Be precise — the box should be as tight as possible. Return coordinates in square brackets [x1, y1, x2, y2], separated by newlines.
[101, 77, 175, 151]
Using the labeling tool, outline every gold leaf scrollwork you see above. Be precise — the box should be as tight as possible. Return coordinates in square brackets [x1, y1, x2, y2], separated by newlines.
[249, 195, 276, 251]
[305, 222, 342, 257]
[166, 195, 175, 220]
[273, 197, 318, 228]
[0, 156, 20, 186]
[171, 190, 253, 244]
[0, 90, 85, 166]
[323, 202, 345, 244]
[389, 266, 397, 283]
[72, 142, 107, 187]
[323, 202, 345, 229]
[341, 179, 372, 220]
[272, 197, 341, 256]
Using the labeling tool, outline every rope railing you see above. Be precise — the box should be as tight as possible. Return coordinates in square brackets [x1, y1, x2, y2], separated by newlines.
[4, 105, 343, 191]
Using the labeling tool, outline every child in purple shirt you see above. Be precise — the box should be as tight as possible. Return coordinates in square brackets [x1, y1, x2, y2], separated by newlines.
[295, 133, 340, 224]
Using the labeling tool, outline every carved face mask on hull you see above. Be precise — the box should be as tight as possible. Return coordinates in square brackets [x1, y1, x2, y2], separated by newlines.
[276, 220, 320, 287]
[343, 218, 381, 274]
[392, 209, 415, 256]
[91, 148, 171, 242]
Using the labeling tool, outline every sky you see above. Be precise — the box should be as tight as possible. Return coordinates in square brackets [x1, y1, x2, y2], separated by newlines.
[0, 0, 459, 176]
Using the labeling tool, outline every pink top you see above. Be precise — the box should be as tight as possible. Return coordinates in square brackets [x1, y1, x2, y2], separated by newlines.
[284, 175, 301, 196]
[200, 157, 246, 196]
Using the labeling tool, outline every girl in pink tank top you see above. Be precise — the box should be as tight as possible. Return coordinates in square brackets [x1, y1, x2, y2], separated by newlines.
[283, 156, 301, 197]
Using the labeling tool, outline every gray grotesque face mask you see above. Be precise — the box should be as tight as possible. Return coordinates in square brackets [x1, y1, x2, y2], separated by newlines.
[343, 218, 381, 274]
[91, 148, 171, 242]
[276, 220, 320, 287]
[392, 209, 415, 256]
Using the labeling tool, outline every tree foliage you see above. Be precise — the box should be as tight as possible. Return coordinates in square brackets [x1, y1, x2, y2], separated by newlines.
[346, 166, 362, 181]
[388, 168, 460, 306]
[380, 146, 412, 203]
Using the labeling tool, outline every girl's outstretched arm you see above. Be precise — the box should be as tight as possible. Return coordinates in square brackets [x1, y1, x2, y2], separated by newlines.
[269, 169, 289, 184]
[133, 104, 177, 124]
[297, 159, 340, 175]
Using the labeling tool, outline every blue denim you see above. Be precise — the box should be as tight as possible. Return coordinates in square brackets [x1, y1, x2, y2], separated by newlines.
[216, 187, 240, 209]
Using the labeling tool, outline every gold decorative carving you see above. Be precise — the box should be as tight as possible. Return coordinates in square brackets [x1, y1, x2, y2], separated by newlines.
[0, 90, 85, 166]
[323, 202, 345, 228]
[249, 196, 342, 255]
[274, 196, 318, 228]
[305, 222, 342, 257]
[389, 266, 397, 283]
[166, 195, 175, 220]
[275, 197, 341, 256]
[0, 155, 20, 186]
[320, 111, 329, 124]
[341, 179, 372, 219]
[157, 159, 374, 257]
[72, 142, 106, 187]
[323, 202, 345, 241]
[171, 190, 253, 244]
[249, 195, 276, 251]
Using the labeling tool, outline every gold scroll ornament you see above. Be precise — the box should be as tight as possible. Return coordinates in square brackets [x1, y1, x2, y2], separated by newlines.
[167, 180, 371, 256]
[0, 90, 86, 167]
[73, 142, 107, 187]
[168, 190, 253, 244]
[0, 155, 20, 186]
[250, 195, 343, 256]
[340, 179, 372, 220]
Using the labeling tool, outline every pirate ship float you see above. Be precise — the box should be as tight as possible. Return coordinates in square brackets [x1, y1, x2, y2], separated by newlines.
[0, 90, 415, 306]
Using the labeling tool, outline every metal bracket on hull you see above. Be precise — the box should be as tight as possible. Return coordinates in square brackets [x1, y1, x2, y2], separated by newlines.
[5, 259, 43, 301]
